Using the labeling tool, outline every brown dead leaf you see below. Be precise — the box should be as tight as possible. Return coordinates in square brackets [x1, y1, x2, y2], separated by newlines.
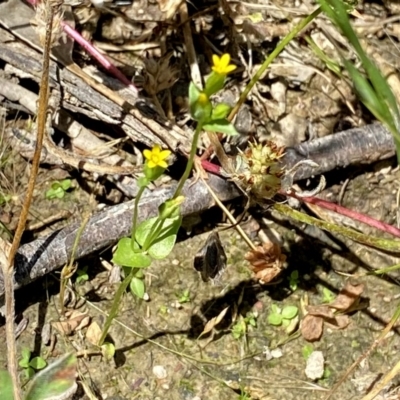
[324, 314, 350, 330]
[199, 307, 229, 338]
[245, 241, 286, 284]
[329, 281, 364, 311]
[306, 305, 335, 319]
[86, 321, 102, 346]
[52, 310, 90, 336]
[301, 314, 324, 342]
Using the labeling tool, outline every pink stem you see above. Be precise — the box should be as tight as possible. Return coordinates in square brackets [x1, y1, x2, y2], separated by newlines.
[286, 190, 400, 238]
[26, 0, 137, 94]
[61, 22, 138, 94]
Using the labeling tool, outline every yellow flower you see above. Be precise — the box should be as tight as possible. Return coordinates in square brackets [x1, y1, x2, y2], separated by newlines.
[212, 53, 237, 75]
[143, 144, 171, 169]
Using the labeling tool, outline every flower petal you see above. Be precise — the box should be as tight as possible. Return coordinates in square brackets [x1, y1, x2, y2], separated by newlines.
[147, 160, 157, 168]
[152, 144, 161, 155]
[225, 64, 236, 73]
[212, 54, 220, 68]
[220, 53, 230, 67]
[143, 149, 152, 160]
[158, 160, 168, 169]
[159, 150, 171, 159]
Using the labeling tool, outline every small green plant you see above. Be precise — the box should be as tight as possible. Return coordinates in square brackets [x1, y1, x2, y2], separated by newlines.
[75, 266, 89, 284]
[288, 270, 299, 291]
[19, 349, 46, 380]
[176, 289, 191, 304]
[267, 304, 298, 327]
[0, 193, 11, 206]
[98, 54, 238, 347]
[302, 344, 314, 360]
[45, 179, 72, 200]
[231, 312, 257, 340]
[321, 287, 335, 303]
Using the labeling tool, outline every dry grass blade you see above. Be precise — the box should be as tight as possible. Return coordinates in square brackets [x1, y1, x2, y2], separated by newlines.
[2, 1, 58, 397]
[198, 306, 230, 339]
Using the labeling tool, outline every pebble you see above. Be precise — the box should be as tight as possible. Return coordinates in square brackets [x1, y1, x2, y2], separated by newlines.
[305, 351, 325, 380]
[153, 365, 167, 379]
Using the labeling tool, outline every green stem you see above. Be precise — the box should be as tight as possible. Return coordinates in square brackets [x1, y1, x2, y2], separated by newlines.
[228, 7, 322, 120]
[143, 218, 165, 251]
[131, 185, 147, 248]
[173, 122, 203, 198]
[98, 268, 136, 346]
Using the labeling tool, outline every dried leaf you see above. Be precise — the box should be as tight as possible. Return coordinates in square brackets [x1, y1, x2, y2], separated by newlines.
[324, 315, 350, 330]
[245, 241, 285, 284]
[329, 281, 364, 311]
[306, 305, 335, 319]
[199, 307, 229, 338]
[301, 314, 324, 342]
[52, 311, 90, 335]
[86, 321, 102, 346]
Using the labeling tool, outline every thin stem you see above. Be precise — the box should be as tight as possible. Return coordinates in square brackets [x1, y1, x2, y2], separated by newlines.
[173, 122, 203, 198]
[98, 268, 136, 346]
[131, 185, 147, 247]
[142, 218, 164, 251]
[4, 1, 55, 397]
[228, 7, 322, 121]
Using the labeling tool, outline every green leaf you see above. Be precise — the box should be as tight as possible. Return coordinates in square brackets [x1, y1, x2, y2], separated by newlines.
[135, 217, 158, 247]
[112, 238, 152, 268]
[211, 103, 231, 120]
[136, 215, 182, 259]
[188, 81, 201, 106]
[0, 370, 14, 400]
[203, 119, 238, 136]
[60, 179, 72, 191]
[19, 349, 31, 367]
[267, 313, 282, 326]
[130, 276, 145, 298]
[30, 357, 47, 370]
[25, 367, 35, 379]
[281, 306, 298, 320]
[25, 354, 77, 400]
[148, 232, 178, 259]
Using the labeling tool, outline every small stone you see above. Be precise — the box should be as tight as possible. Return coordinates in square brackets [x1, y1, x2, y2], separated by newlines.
[153, 365, 167, 379]
[305, 351, 325, 380]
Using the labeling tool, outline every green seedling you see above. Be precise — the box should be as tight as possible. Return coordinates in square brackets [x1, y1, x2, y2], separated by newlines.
[288, 270, 299, 291]
[45, 179, 72, 200]
[19, 349, 47, 380]
[302, 344, 314, 360]
[176, 289, 191, 304]
[267, 304, 298, 328]
[75, 266, 89, 284]
[322, 287, 335, 303]
[231, 312, 257, 340]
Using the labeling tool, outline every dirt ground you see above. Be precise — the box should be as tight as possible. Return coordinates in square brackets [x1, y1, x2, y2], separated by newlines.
[2, 0, 400, 399]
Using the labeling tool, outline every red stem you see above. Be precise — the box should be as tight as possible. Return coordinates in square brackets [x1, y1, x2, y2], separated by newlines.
[286, 190, 400, 238]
